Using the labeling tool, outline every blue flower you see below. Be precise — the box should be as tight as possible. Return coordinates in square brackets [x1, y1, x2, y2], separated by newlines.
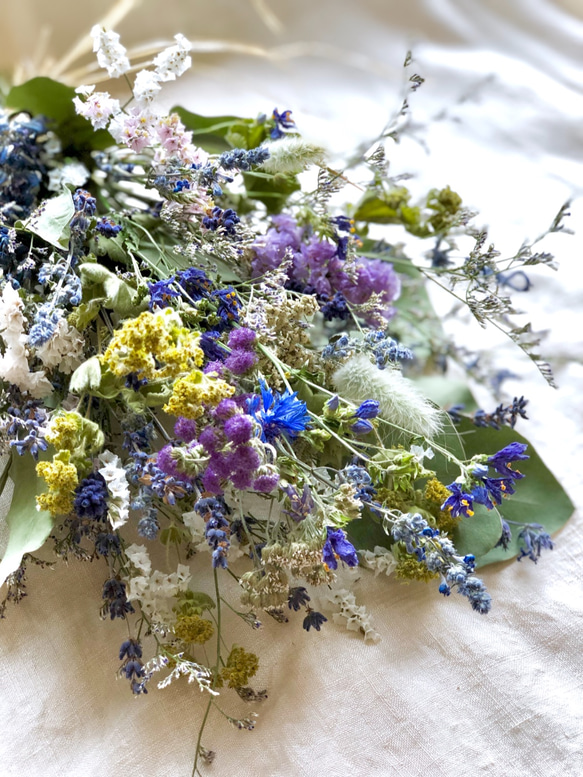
[95, 217, 122, 237]
[302, 610, 327, 632]
[219, 147, 270, 170]
[351, 418, 374, 435]
[212, 286, 242, 326]
[74, 471, 109, 521]
[487, 443, 529, 480]
[353, 400, 380, 419]
[270, 108, 295, 139]
[247, 380, 311, 443]
[176, 267, 213, 300]
[517, 524, 553, 563]
[288, 586, 311, 611]
[441, 483, 475, 518]
[322, 527, 358, 570]
[148, 277, 179, 310]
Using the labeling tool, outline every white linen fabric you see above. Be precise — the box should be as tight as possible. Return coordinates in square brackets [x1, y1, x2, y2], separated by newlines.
[1, 2, 582, 776]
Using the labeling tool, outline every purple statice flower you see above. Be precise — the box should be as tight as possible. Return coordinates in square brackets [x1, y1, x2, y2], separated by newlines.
[247, 380, 311, 443]
[487, 443, 529, 480]
[322, 527, 359, 570]
[293, 235, 337, 297]
[441, 483, 475, 518]
[225, 349, 257, 374]
[174, 417, 198, 443]
[251, 214, 304, 277]
[228, 327, 256, 350]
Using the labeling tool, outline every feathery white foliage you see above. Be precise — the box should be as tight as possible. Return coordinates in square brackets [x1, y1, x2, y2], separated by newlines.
[332, 354, 443, 440]
[260, 136, 326, 175]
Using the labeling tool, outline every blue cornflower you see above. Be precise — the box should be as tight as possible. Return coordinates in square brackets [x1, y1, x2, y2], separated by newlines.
[517, 524, 553, 563]
[487, 443, 529, 480]
[247, 380, 311, 443]
[353, 400, 380, 419]
[74, 472, 109, 521]
[270, 108, 295, 139]
[288, 587, 311, 611]
[302, 610, 327, 632]
[322, 527, 359, 570]
[148, 277, 179, 310]
[441, 483, 475, 518]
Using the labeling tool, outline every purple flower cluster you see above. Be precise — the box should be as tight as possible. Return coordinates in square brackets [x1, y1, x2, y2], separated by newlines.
[194, 496, 231, 568]
[251, 215, 401, 324]
[224, 327, 258, 375]
[198, 399, 279, 495]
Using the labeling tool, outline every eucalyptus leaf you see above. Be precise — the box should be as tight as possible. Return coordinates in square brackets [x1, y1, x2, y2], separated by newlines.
[24, 189, 74, 249]
[171, 107, 243, 153]
[0, 451, 52, 589]
[69, 356, 102, 393]
[431, 418, 574, 566]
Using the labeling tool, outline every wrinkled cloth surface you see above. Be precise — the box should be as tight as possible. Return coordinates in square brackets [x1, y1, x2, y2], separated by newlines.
[1, 2, 582, 776]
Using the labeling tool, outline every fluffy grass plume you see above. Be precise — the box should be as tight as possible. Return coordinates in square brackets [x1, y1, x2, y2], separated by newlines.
[332, 354, 443, 440]
[260, 137, 326, 175]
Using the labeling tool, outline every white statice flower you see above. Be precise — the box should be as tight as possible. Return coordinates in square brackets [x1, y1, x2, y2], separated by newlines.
[35, 317, 85, 373]
[74, 84, 95, 97]
[97, 450, 130, 529]
[127, 575, 150, 601]
[73, 91, 121, 130]
[47, 161, 90, 192]
[125, 544, 152, 576]
[90, 25, 130, 78]
[126, 564, 192, 621]
[359, 545, 398, 578]
[153, 34, 192, 81]
[328, 588, 381, 644]
[0, 284, 52, 397]
[132, 70, 162, 106]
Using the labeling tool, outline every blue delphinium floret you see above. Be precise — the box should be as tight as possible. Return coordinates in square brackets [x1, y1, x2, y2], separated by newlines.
[487, 443, 529, 479]
[248, 380, 311, 443]
[148, 277, 180, 310]
[516, 524, 553, 563]
[322, 527, 359, 570]
[270, 108, 295, 139]
[441, 483, 475, 518]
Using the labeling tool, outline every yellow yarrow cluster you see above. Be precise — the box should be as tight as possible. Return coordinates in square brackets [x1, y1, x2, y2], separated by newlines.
[46, 412, 82, 451]
[174, 614, 215, 645]
[218, 646, 259, 689]
[395, 555, 439, 584]
[102, 309, 203, 381]
[424, 478, 461, 535]
[36, 452, 78, 516]
[164, 370, 235, 418]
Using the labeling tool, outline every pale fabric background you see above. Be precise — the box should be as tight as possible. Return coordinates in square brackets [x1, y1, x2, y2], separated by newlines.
[1, 1, 583, 776]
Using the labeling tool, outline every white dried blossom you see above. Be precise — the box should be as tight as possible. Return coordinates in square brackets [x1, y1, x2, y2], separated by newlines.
[47, 161, 90, 192]
[332, 354, 443, 440]
[0, 284, 52, 397]
[328, 588, 380, 644]
[359, 545, 398, 578]
[153, 34, 192, 81]
[35, 317, 85, 373]
[97, 450, 130, 529]
[410, 444, 435, 463]
[90, 26, 130, 78]
[132, 70, 162, 106]
[125, 544, 152, 576]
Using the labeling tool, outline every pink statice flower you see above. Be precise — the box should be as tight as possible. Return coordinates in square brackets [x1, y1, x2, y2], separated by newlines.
[108, 108, 157, 153]
[73, 90, 121, 130]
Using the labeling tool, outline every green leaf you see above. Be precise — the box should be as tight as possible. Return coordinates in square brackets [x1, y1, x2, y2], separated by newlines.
[431, 418, 574, 566]
[346, 513, 390, 552]
[242, 171, 301, 214]
[23, 189, 74, 249]
[0, 451, 53, 588]
[412, 376, 478, 413]
[69, 356, 102, 393]
[6, 77, 112, 153]
[79, 262, 144, 315]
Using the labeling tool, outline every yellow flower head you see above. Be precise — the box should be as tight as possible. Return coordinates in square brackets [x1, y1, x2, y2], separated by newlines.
[164, 370, 235, 418]
[36, 451, 78, 516]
